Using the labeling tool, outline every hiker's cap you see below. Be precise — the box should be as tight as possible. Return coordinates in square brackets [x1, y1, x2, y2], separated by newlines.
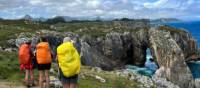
[63, 37, 71, 43]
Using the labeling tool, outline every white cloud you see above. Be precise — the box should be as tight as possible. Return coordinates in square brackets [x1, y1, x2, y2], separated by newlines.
[187, 0, 194, 4]
[144, 0, 168, 9]
[29, 0, 42, 5]
[0, 0, 199, 19]
[121, 0, 128, 4]
[86, 0, 101, 9]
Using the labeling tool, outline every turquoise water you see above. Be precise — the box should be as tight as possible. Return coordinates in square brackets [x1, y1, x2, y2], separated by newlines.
[126, 55, 158, 77]
[125, 65, 154, 77]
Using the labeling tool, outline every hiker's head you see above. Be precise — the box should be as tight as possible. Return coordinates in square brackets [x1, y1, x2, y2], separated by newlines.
[41, 37, 47, 42]
[63, 37, 71, 43]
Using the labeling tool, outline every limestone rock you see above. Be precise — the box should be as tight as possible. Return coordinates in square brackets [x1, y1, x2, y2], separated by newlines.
[158, 26, 199, 60]
[131, 29, 149, 66]
[15, 32, 33, 47]
[95, 75, 106, 83]
[91, 67, 102, 73]
[7, 39, 15, 47]
[50, 76, 62, 88]
[114, 69, 155, 88]
[152, 74, 180, 88]
[195, 78, 200, 88]
[4, 48, 17, 52]
[149, 29, 195, 88]
[80, 38, 115, 70]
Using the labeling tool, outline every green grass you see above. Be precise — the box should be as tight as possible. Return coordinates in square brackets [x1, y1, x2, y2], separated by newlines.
[78, 66, 142, 88]
[53, 21, 140, 37]
[0, 51, 21, 80]
[0, 51, 39, 81]
[158, 25, 187, 33]
[0, 20, 51, 47]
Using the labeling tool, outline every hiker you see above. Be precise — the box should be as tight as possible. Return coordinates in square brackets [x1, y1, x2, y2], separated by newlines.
[36, 37, 52, 88]
[18, 40, 35, 87]
[57, 37, 81, 88]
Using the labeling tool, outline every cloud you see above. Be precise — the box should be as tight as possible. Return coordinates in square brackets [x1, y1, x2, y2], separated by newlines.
[0, 0, 199, 20]
[86, 0, 100, 9]
[29, 0, 42, 5]
[144, 0, 168, 9]
[121, 0, 128, 4]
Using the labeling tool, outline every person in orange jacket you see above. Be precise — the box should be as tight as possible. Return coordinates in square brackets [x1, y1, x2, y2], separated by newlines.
[36, 37, 52, 88]
[19, 41, 35, 87]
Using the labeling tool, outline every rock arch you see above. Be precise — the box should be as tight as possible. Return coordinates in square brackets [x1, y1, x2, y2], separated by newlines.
[148, 29, 195, 88]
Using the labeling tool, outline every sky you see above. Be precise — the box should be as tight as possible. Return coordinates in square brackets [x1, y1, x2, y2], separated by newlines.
[0, 0, 200, 20]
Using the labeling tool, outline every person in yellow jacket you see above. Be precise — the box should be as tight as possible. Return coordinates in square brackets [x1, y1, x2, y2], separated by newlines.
[57, 37, 81, 88]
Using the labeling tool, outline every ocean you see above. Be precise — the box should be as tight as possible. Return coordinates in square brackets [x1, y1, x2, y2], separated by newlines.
[165, 21, 200, 48]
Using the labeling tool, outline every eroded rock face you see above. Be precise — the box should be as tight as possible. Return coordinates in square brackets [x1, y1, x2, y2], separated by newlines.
[158, 26, 199, 60]
[131, 29, 149, 66]
[80, 29, 149, 70]
[104, 32, 125, 61]
[149, 29, 195, 88]
[80, 37, 115, 70]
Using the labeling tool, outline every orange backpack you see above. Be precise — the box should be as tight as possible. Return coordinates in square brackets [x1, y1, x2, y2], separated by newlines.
[18, 44, 31, 64]
[36, 42, 52, 64]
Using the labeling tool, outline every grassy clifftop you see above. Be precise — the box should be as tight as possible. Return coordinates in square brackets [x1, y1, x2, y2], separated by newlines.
[0, 20, 50, 47]
[0, 20, 150, 48]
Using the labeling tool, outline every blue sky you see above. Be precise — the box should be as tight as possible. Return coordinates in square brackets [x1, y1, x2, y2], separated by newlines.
[0, 0, 200, 20]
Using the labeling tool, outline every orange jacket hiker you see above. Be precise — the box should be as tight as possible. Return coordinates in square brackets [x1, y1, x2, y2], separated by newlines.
[19, 44, 31, 64]
[36, 42, 52, 64]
